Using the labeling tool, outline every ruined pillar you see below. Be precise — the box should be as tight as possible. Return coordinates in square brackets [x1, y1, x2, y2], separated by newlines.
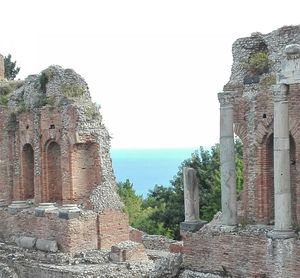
[271, 84, 294, 238]
[218, 92, 237, 226]
[0, 54, 4, 80]
[183, 167, 199, 221]
[180, 167, 206, 233]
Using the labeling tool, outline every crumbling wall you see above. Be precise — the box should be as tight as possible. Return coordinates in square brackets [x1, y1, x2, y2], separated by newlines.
[0, 207, 98, 253]
[221, 25, 300, 224]
[0, 63, 128, 253]
[183, 216, 300, 278]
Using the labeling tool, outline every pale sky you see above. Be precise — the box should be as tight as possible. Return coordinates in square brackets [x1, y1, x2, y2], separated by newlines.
[1, 1, 299, 149]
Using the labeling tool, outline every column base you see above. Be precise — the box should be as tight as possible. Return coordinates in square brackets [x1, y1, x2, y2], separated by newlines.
[267, 229, 296, 239]
[220, 225, 238, 232]
[180, 220, 207, 233]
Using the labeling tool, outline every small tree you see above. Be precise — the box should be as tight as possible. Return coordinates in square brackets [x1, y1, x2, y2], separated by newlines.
[4, 54, 20, 80]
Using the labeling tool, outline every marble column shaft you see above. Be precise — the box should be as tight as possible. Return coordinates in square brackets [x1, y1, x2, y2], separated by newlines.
[273, 84, 293, 232]
[183, 167, 199, 222]
[218, 93, 237, 226]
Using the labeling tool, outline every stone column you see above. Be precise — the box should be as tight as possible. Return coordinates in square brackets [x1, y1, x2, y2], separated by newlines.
[180, 167, 206, 233]
[271, 84, 294, 238]
[218, 92, 237, 226]
[0, 54, 4, 80]
[183, 167, 199, 221]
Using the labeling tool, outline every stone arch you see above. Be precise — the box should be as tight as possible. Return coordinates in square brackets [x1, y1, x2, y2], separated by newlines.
[46, 141, 62, 202]
[21, 143, 34, 200]
[259, 133, 296, 224]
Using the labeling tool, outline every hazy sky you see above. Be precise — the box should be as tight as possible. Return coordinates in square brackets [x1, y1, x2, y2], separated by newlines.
[1, 1, 299, 149]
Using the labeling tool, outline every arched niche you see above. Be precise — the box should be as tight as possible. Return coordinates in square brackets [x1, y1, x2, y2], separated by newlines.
[71, 143, 101, 203]
[21, 143, 34, 200]
[46, 141, 62, 202]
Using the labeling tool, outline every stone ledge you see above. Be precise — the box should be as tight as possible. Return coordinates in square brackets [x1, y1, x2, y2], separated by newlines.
[180, 221, 207, 233]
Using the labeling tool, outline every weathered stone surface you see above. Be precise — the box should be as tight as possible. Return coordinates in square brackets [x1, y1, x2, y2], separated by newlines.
[36, 239, 58, 252]
[218, 93, 237, 226]
[15, 236, 36, 249]
[7, 201, 30, 214]
[183, 167, 199, 222]
[180, 221, 206, 233]
[0, 263, 18, 278]
[179, 270, 223, 278]
[271, 84, 294, 238]
[110, 240, 148, 262]
[35, 203, 57, 217]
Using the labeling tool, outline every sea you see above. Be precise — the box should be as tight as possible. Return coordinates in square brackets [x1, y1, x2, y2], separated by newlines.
[111, 148, 197, 197]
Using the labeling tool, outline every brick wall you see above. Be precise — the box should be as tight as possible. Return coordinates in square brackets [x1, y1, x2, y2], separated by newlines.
[183, 228, 300, 278]
[97, 209, 129, 250]
[0, 208, 98, 253]
[230, 84, 300, 225]
[0, 206, 130, 253]
[71, 143, 101, 207]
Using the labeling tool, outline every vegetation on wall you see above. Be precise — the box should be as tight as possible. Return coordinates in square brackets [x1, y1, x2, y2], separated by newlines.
[243, 51, 271, 75]
[117, 140, 243, 239]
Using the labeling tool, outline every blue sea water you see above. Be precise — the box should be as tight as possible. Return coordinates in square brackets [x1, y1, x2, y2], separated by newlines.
[111, 148, 197, 197]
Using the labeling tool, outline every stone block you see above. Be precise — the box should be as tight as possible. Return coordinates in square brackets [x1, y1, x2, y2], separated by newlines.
[169, 241, 183, 253]
[36, 239, 58, 252]
[129, 227, 144, 243]
[15, 236, 37, 249]
[35, 203, 57, 217]
[58, 204, 81, 220]
[8, 201, 30, 214]
[110, 240, 148, 262]
[180, 220, 207, 233]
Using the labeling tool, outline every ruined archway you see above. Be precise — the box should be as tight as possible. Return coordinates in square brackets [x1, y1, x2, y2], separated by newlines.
[261, 133, 296, 224]
[21, 143, 34, 200]
[46, 141, 62, 202]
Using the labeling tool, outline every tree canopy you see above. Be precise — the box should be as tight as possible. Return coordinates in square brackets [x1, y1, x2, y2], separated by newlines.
[117, 140, 243, 240]
[4, 54, 20, 80]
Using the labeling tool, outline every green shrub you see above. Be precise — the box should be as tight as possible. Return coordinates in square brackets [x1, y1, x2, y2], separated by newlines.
[0, 95, 8, 106]
[243, 51, 271, 75]
[85, 103, 100, 120]
[0, 83, 13, 96]
[39, 72, 49, 94]
[62, 84, 85, 98]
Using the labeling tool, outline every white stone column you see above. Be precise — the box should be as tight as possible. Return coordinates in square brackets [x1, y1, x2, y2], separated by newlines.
[180, 167, 207, 234]
[183, 167, 199, 222]
[218, 92, 237, 226]
[271, 84, 294, 238]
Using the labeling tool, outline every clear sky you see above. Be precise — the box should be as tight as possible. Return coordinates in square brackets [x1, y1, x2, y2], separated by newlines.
[1, 1, 299, 149]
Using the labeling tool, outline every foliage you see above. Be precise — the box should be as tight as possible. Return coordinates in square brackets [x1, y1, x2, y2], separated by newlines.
[4, 54, 20, 80]
[117, 140, 244, 240]
[39, 72, 49, 94]
[85, 102, 100, 120]
[62, 83, 85, 98]
[0, 95, 8, 106]
[260, 74, 276, 89]
[117, 180, 173, 237]
[243, 51, 270, 75]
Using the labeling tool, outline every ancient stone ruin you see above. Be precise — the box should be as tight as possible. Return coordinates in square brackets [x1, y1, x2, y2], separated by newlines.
[182, 25, 300, 277]
[3, 25, 300, 277]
